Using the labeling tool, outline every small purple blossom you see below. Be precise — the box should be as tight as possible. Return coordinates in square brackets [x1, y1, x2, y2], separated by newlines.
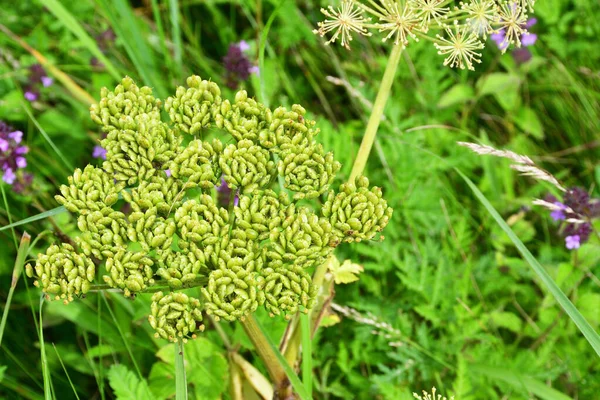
[1, 122, 31, 191]
[16, 157, 27, 168]
[238, 40, 250, 52]
[24, 91, 39, 102]
[521, 32, 537, 47]
[8, 131, 22, 143]
[41, 76, 54, 87]
[92, 145, 107, 160]
[491, 30, 509, 51]
[565, 235, 580, 250]
[525, 18, 537, 29]
[2, 168, 16, 184]
[550, 202, 567, 221]
[165, 169, 172, 177]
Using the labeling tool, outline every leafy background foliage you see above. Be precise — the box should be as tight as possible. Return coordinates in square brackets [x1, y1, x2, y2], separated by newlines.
[1, 0, 599, 399]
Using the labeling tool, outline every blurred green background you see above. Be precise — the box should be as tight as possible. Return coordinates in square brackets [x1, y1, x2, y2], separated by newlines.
[1, 0, 599, 399]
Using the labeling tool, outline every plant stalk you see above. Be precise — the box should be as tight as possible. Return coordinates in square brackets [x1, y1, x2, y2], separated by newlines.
[0, 232, 31, 347]
[349, 44, 403, 182]
[241, 315, 289, 396]
[175, 338, 188, 400]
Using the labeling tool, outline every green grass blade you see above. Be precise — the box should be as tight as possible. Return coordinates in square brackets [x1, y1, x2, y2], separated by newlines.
[101, 293, 144, 380]
[169, 0, 182, 76]
[0, 206, 66, 232]
[253, 317, 312, 400]
[457, 169, 600, 357]
[52, 343, 82, 400]
[0, 184, 18, 248]
[97, 0, 168, 98]
[301, 313, 312, 397]
[258, 0, 287, 106]
[0, 232, 30, 346]
[472, 364, 572, 400]
[23, 102, 73, 171]
[39, 298, 55, 400]
[175, 338, 187, 400]
[42, 0, 121, 81]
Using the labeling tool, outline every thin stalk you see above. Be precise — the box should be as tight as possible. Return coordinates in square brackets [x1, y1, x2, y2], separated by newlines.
[300, 314, 312, 396]
[0, 232, 30, 346]
[349, 44, 403, 181]
[52, 343, 81, 400]
[175, 338, 188, 400]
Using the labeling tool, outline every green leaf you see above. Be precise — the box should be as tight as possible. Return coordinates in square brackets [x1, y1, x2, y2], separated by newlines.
[472, 364, 572, 400]
[476, 73, 521, 111]
[488, 311, 523, 333]
[437, 83, 474, 108]
[0, 365, 6, 383]
[108, 364, 154, 400]
[329, 259, 364, 284]
[457, 168, 600, 357]
[512, 107, 544, 139]
[153, 338, 228, 400]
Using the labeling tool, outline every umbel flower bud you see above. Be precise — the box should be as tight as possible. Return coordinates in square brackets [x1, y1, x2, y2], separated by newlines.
[29, 76, 393, 341]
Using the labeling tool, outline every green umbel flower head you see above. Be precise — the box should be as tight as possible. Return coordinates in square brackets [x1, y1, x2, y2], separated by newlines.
[29, 76, 393, 341]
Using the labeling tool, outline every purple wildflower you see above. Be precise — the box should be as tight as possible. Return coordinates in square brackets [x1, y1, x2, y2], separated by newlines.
[565, 235, 580, 250]
[550, 202, 567, 221]
[491, 30, 509, 51]
[521, 32, 537, 47]
[41, 76, 54, 87]
[2, 168, 16, 184]
[92, 145, 107, 160]
[223, 41, 257, 89]
[24, 91, 39, 102]
[216, 177, 239, 207]
[0, 122, 30, 191]
[165, 169, 172, 177]
[549, 187, 599, 250]
[491, 18, 538, 65]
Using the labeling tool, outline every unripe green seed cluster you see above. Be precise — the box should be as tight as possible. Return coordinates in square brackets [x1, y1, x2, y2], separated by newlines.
[322, 176, 393, 243]
[28, 76, 393, 339]
[149, 291, 204, 342]
[26, 243, 95, 304]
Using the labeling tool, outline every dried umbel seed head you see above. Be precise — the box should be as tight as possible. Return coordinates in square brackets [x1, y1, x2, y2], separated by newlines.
[26, 243, 95, 304]
[29, 75, 393, 340]
[149, 291, 204, 342]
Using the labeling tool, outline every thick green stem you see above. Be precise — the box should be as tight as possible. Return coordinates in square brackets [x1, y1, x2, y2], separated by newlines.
[349, 44, 403, 182]
[241, 315, 287, 386]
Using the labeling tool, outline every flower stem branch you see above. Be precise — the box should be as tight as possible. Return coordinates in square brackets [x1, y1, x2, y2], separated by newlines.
[349, 44, 403, 182]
